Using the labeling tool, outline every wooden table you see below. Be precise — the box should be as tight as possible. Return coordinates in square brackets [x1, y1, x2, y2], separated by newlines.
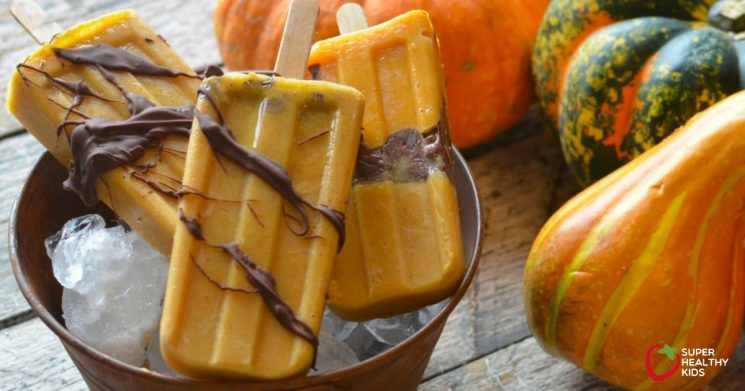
[0, 1, 742, 390]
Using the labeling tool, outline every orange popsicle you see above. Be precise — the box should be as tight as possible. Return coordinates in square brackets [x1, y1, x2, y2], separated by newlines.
[160, 0, 365, 379]
[7, 10, 200, 255]
[308, 8, 465, 321]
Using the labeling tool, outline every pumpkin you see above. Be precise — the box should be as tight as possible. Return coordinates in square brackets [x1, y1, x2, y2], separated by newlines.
[214, 0, 550, 148]
[533, 0, 745, 186]
[523, 91, 745, 390]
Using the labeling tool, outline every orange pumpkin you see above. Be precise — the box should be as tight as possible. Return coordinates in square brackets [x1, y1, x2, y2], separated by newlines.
[524, 91, 745, 389]
[214, 0, 550, 148]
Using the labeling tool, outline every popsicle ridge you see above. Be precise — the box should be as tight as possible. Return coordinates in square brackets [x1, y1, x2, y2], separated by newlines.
[195, 87, 346, 245]
[177, 208, 319, 352]
[15, 63, 118, 137]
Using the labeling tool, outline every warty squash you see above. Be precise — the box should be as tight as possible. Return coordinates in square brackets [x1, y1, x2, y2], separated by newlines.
[214, 0, 550, 148]
[524, 90, 745, 390]
[533, 0, 745, 186]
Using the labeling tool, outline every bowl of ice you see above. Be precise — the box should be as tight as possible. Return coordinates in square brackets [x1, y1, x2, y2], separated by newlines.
[10, 149, 482, 390]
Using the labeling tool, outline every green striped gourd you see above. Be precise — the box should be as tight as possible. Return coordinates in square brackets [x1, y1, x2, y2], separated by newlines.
[533, 0, 745, 186]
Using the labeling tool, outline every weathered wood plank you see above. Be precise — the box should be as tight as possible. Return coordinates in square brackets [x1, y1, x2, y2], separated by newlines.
[706, 333, 745, 391]
[2, 320, 743, 390]
[0, 318, 85, 390]
[0, 133, 44, 322]
[421, 333, 745, 391]
[0, 0, 220, 136]
[425, 113, 579, 379]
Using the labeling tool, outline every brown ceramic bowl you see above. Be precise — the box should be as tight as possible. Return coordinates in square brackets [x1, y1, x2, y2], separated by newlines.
[10, 149, 482, 391]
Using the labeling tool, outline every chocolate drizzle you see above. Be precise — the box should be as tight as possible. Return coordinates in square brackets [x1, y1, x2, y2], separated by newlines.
[195, 88, 346, 246]
[178, 210, 319, 357]
[128, 169, 182, 199]
[16, 64, 117, 136]
[178, 209, 205, 240]
[53, 44, 199, 79]
[63, 102, 194, 206]
[27, 44, 200, 206]
[219, 243, 319, 353]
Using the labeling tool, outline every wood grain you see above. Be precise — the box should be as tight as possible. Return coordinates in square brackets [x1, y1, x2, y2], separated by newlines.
[421, 333, 745, 390]
[274, 0, 319, 78]
[1, 320, 740, 390]
[337, 3, 368, 34]
[425, 113, 578, 379]
[0, 0, 220, 137]
[0, 133, 44, 323]
[9, 0, 63, 45]
[0, 318, 85, 390]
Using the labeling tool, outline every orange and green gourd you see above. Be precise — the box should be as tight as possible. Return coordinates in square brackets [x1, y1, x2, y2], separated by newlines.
[533, 0, 745, 186]
[524, 91, 745, 390]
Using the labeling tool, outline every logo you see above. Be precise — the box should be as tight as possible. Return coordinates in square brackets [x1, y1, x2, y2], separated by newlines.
[645, 343, 730, 382]
[645, 343, 681, 382]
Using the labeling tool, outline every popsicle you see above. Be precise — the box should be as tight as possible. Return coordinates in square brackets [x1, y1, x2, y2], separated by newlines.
[308, 7, 465, 321]
[6, 8, 200, 255]
[159, 0, 365, 379]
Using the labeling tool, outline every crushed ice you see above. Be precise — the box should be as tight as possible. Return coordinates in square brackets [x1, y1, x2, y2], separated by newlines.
[46, 214, 168, 366]
[311, 300, 448, 374]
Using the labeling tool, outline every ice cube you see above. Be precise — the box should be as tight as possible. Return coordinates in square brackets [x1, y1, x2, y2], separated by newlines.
[47, 214, 169, 367]
[321, 308, 357, 341]
[342, 322, 390, 361]
[363, 300, 448, 346]
[316, 300, 449, 365]
[416, 300, 448, 326]
[310, 326, 360, 375]
[145, 329, 182, 377]
[363, 313, 418, 346]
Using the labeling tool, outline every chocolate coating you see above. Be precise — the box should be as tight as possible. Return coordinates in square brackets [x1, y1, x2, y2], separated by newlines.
[202, 65, 224, 78]
[355, 127, 449, 183]
[178, 209, 204, 241]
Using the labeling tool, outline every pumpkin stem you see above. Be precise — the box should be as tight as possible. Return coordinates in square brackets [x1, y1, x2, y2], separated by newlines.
[709, 0, 745, 34]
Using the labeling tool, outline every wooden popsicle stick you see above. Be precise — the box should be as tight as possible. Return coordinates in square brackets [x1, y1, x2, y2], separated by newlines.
[337, 3, 368, 34]
[10, 0, 62, 45]
[274, 0, 320, 79]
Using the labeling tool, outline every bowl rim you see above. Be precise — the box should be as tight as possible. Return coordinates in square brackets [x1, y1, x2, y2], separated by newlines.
[9, 147, 483, 387]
